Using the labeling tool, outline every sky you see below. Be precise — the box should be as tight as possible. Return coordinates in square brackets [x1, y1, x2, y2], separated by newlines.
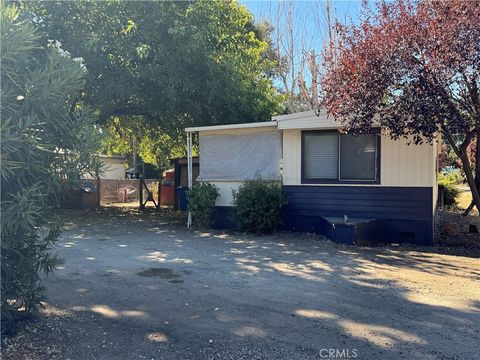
[243, 0, 366, 46]
[243, 1, 364, 26]
[240, 1, 368, 91]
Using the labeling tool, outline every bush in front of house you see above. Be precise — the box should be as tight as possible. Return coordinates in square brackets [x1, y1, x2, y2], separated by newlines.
[187, 183, 219, 228]
[438, 173, 460, 206]
[232, 180, 287, 235]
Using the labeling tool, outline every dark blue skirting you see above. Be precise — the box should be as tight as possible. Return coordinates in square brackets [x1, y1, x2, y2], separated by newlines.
[282, 185, 434, 245]
[210, 186, 434, 245]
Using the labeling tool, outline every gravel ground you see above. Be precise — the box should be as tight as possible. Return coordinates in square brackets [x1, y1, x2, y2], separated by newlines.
[2, 208, 479, 360]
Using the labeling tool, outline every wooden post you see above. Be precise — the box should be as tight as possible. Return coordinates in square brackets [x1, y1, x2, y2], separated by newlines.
[139, 175, 145, 210]
[157, 175, 162, 210]
[133, 138, 137, 178]
[96, 167, 101, 209]
[187, 132, 193, 227]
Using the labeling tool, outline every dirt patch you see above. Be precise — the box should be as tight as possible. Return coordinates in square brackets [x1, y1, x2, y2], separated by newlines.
[136, 267, 182, 280]
[3, 209, 479, 360]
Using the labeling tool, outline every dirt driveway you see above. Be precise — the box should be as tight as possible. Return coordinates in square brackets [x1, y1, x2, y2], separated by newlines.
[3, 209, 479, 360]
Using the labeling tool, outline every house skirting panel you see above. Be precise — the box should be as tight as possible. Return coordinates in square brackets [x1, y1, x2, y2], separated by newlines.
[282, 185, 434, 245]
[210, 186, 434, 245]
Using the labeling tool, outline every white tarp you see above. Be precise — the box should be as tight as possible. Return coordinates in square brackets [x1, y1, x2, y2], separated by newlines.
[198, 131, 281, 181]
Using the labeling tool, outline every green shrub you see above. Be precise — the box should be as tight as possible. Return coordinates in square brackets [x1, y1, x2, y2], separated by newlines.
[438, 173, 460, 206]
[232, 180, 287, 235]
[1, 4, 101, 334]
[187, 183, 219, 228]
[440, 168, 464, 184]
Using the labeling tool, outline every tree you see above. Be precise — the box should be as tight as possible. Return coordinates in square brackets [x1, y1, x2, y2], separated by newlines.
[321, 0, 480, 216]
[1, 3, 101, 333]
[22, 1, 282, 169]
[101, 116, 187, 173]
[254, 0, 351, 113]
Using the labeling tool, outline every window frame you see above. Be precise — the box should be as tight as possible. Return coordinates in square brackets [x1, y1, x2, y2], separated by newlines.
[301, 130, 381, 184]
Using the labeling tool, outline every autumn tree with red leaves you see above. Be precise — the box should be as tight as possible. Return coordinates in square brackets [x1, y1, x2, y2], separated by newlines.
[321, 0, 480, 216]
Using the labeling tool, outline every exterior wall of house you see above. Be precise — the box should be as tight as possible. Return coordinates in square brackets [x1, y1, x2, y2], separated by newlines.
[282, 129, 436, 188]
[189, 114, 439, 244]
[198, 125, 280, 207]
[197, 125, 280, 229]
[281, 127, 437, 244]
[208, 181, 242, 206]
[275, 109, 341, 130]
[282, 185, 434, 244]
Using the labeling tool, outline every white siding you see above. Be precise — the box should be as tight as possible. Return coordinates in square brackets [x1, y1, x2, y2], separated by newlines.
[282, 129, 436, 187]
[432, 136, 440, 211]
[84, 158, 125, 180]
[381, 136, 435, 187]
[283, 130, 302, 185]
[207, 181, 243, 206]
[275, 110, 341, 130]
[99, 162, 126, 180]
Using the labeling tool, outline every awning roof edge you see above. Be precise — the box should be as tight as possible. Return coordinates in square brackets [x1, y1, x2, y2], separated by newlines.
[185, 121, 277, 133]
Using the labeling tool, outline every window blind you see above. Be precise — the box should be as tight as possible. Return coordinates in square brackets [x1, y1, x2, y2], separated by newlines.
[303, 133, 339, 179]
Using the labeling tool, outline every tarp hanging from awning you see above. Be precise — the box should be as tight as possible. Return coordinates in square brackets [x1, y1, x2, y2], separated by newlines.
[198, 131, 281, 181]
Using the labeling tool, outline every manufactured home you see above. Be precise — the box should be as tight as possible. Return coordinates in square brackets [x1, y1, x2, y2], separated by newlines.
[185, 110, 439, 245]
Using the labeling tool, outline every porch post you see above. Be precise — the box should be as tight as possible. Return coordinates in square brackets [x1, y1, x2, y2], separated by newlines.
[187, 132, 193, 228]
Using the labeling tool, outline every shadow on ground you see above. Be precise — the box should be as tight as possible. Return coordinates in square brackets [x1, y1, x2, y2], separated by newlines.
[2, 208, 479, 360]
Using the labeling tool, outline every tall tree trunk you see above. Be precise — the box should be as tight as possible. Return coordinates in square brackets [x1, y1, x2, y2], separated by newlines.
[444, 130, 480, 217]
[463, 132, 480, 215]
[459, 151, 480, 217]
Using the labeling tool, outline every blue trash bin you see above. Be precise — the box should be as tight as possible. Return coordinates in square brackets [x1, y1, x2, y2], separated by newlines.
[176, 186, 188, 211]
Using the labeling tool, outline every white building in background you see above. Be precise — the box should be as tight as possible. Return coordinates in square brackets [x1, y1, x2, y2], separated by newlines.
[83, 155, 126, 180]
[98, 155, 126, 179]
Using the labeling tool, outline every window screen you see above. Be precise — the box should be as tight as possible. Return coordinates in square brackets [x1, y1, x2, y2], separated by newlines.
[303, 133, 338, 179]
[198, 132, 281, 181]
[340, 134, 376, 180]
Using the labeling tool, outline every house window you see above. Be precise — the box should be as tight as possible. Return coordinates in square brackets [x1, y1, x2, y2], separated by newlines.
[302, 131, 380, 183]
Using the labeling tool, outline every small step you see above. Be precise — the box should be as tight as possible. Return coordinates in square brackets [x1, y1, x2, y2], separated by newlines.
[320, 216, 384, 245]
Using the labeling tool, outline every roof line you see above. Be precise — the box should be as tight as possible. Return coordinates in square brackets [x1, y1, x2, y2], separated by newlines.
[185, 121, 277, 133]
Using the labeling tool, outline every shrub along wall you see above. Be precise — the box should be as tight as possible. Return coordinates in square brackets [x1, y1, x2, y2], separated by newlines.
[232, 180, 286, 235]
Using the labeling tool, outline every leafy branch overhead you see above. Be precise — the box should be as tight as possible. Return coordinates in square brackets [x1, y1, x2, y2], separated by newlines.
[22, 0, 283, 168]
[25, 1, 282, 124]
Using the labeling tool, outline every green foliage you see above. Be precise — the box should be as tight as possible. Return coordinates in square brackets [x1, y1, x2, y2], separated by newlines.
[440, 169, 464, 185]
[232, 180, 286, 235]
[101, 116, 189, 171]
[186, 183, 219, 228]
[438, 173, 461, 206]
[23, 0, 283, 168]
[1, 3, 101, 334]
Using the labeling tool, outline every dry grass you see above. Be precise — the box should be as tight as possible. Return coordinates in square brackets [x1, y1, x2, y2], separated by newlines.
[456, 189, 478, 215]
